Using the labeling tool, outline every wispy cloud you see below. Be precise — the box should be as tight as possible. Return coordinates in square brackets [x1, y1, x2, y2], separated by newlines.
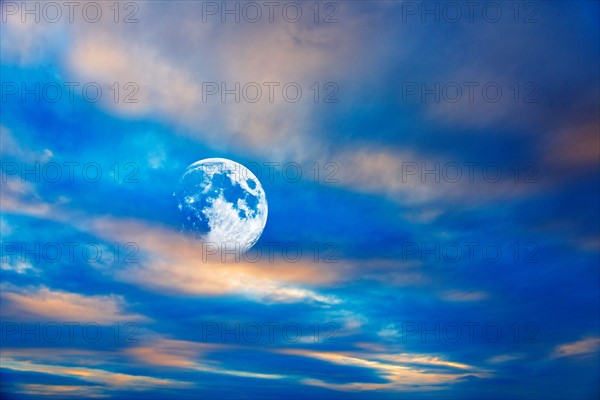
[277, 348, 489, 391]
[2, 358, 191, 390]
[1, 285, 147, 324]
[126, 339, 285, 380]
[14, 384, 110, 398]
[439, 290, 489, 302]
[486, 354, 524, 364]
[552, 337, 600, 359]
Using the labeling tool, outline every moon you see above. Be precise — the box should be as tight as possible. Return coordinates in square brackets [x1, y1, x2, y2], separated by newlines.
[174, 158, 268, 252]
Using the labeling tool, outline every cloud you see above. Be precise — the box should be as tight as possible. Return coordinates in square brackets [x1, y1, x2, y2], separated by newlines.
[84, 206, 354, 303]
[1, 341, 489, 393]
[126, 338, 285, 379]
[552, 337, 600, 359]
[0, 11, 67, 65]
[125, 339, 213, 369]
[544, 120, 600, 167]
[0, 285, 147, 324]
[1, 184, 346, 304]
[59, 5, 362, 162]
[2, 339, 285, 383]
[0, 176, 54, 219]
[486, 354, 524, 364]
[439, 290, 489, 302]
[277, 348, 489, 391]
[67, 33, 203, 120]
[332, 145, 546, 207]
[2, 343, 202, 395]
[1, 348, 121, 367]
[377, 324, 400, 339]
[0, 260, 38, 274]
[2, 10, 553, 214]
[127, 338, 491, 391]
[1, 358, 190, 390]
[86, 216, 344, 304]
[0, 125, 54, 162]
[13, 384, 110, 398]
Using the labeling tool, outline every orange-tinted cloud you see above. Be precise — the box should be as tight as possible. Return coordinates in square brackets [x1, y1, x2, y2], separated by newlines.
[1, 285, 147, 324]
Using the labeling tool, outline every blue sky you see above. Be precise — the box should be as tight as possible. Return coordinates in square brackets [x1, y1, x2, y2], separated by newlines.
[1, 1, 599, 399]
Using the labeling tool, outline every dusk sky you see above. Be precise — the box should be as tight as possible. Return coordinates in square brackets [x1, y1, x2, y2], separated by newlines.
[1, 1, 599, 399]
